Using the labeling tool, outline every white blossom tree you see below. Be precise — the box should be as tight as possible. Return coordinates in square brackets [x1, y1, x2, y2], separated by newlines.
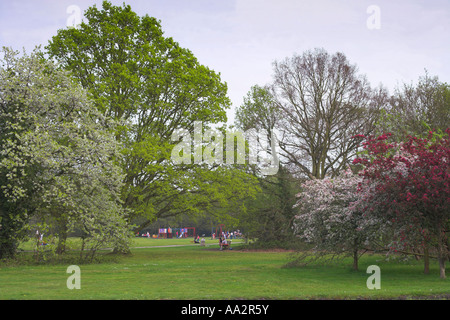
[292, 169, 382, 270]
[0, 47, 131, 260]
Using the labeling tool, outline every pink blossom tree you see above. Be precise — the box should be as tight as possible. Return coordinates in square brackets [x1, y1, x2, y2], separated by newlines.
[293, 170, 382, 270]
[353, 129, 450, 278]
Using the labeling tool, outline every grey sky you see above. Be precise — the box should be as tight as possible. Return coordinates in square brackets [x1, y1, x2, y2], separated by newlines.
[1, 0, 449, 124]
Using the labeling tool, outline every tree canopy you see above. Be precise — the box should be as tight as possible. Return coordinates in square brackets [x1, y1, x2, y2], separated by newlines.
[46, 1, 258, 233]
[353, 130, 450, 278]
[236, 48, 387, 179]
[0, 47, 129, 259]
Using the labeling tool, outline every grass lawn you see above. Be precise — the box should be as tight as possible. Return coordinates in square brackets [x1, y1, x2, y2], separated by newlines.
[1, 238, 449, 300]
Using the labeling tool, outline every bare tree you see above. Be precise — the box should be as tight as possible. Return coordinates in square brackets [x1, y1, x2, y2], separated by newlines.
[379, 72, 450, 141]
[271, 48, 387, 179]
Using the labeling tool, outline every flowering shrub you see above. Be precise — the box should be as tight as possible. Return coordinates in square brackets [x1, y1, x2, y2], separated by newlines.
[293, 170, 382, 270]
[0, 48, 132, 261]
[353, 129, 450, 278]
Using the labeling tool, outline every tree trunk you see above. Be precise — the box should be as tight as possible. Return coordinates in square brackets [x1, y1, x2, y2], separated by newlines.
[34, 230, 40, 262]
[445, 230, 449, 262]
[56, 224, 68, 254]
[438, 231, 446, 279]
[436, 224, 447, 279]
[438, 257, 446, 279]
[353, 248, 358, 271]
[80, 236, 85, 261]
[424, 246, 430, 275]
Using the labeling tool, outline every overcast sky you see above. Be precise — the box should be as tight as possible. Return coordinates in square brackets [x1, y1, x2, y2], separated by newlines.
[1, 0, 449, 124]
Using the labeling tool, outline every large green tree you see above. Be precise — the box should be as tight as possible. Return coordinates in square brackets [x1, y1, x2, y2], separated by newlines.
[46, 1, 257, 231]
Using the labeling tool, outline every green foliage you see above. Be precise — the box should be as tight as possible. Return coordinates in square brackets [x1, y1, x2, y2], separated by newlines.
[235, 86, 299, 247]
[0, 47, 131, 259]
[238, 166, 300, 248]
[235, 85, 278, 132]
[377, 73, 450, 141]
[46, 1, 257, 231]
[47, 1, 229, 128]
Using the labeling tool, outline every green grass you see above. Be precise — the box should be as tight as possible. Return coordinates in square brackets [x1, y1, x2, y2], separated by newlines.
[1, 238, 449, 300]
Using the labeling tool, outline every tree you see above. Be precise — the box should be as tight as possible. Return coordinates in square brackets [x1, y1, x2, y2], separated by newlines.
[238, 165, 299, 247]
[46, 1, 257, 231]
[377, 72, 450, 141]
[0, 47, 130, 259]
[235, 85, 278, 134]
[353, 130, 450, 278]
[235, 87, 297, 247]
[269, 48, 387, 179]
[292, 170, 382, 270]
